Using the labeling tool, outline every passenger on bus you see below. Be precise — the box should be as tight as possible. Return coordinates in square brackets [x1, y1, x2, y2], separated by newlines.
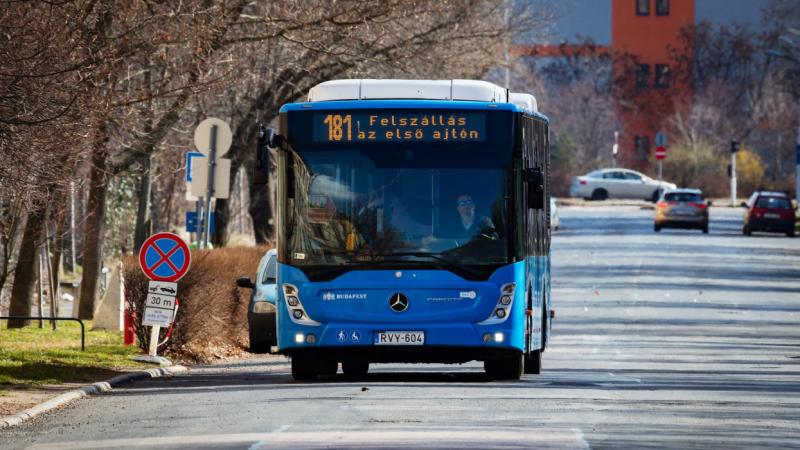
[455, 194, 498, 240]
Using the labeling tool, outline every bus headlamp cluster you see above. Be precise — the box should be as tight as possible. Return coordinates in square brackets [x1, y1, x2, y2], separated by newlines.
[282, 284, 320, 326]
[478, 283, 515, 325]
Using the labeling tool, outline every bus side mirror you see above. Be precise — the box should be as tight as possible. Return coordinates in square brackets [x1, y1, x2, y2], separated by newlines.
[254, 124, 283, 185]
[524, 167, 545, 210]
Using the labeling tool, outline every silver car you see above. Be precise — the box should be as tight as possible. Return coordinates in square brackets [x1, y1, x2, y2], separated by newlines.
[569, 168, 677, 202]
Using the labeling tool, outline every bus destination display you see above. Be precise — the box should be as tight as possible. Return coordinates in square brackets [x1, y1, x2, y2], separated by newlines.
[313, 112, 485, 143]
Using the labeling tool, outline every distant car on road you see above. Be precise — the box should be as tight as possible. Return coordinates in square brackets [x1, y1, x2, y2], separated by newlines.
[236, 248, 278, 352]
[742, 191, 796, 237]
[570, 168, 677, 202]
[550, 197, 560, 231]
[654, 188, 710, 233]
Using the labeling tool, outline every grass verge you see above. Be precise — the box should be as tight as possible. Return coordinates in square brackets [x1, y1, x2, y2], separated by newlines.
[0, 321, 145, 386]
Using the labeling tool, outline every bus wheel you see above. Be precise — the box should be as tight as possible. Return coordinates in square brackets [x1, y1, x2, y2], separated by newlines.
[342, 359, 369, 380]
[524, 350, 542, 374]
[291, 355, 318, 381]
[484, 353, 523, 380]
[319, 359, 338, 376]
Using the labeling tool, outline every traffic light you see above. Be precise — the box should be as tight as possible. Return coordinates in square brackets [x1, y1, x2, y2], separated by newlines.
[730, 140, 740, 154]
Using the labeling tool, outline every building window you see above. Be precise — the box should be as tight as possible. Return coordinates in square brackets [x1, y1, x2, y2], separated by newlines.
[655, 64, 670, 88]
[636, 64, 650, 89]
[636, 0, 650, 16]
[635, 136, 650, 161]
[656, 0, 669, 15]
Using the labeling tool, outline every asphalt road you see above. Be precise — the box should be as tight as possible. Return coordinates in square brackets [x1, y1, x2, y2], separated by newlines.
[3, 206, 800, 449]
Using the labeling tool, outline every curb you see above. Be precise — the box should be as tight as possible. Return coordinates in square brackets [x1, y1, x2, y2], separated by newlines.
[0, 365, 188, 429]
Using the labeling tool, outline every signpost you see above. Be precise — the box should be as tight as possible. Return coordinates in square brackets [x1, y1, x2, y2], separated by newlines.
[655, 132, 667, 181]
[138, 232, 191, 361]
[189, 118, 232, 248]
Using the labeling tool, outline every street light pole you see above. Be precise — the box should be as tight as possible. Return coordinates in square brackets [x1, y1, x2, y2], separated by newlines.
[795, 99, 800, 202]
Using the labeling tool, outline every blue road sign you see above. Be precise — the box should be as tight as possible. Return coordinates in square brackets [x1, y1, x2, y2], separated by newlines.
[139, 233, 191, 281]
[186, 211, 214, 233]
[186, 152, 205, 182]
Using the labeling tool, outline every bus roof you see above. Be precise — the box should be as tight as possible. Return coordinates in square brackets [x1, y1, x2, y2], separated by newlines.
[279, 79, 547, 120]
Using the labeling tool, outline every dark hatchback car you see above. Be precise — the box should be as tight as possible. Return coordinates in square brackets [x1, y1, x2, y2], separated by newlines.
[236, 249, 278, 352]
[743, 192, 797, 237]
[654, 188, 710, 233]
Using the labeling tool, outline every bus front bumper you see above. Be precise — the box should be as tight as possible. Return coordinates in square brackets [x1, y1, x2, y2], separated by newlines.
[280, 322, 521, 362]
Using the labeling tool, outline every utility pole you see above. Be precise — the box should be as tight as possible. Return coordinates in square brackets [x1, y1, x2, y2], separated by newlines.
[203, 125, 218, 249]
[69, 181, 76, 273]
[503, 0, 511, 90]
[795, 100, 799, 203]
[731, 140, 740, 206]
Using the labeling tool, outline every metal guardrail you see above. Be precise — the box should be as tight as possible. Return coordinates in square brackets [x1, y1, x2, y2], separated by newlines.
[0, 316, 85, 351]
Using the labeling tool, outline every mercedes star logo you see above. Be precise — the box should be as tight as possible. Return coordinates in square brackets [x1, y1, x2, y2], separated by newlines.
[389, 293, 409, 312]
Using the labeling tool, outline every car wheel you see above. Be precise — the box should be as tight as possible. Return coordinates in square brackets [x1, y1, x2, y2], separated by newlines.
[787, 229, 796, 238]
[291, 355, 318, 381]
[590, 189, 608, 201]
[485, 353, 524, 380]
[248, 338, 270, 354]
[651, 190, 660, 203]
[342, 359, 369, 380]
[702, 225, 709, 234]
[248, 324, 270, 353]
[654, 224, 661, 232]
[744, 226, 752, 236]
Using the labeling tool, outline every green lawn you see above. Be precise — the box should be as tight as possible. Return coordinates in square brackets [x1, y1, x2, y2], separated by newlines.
[0, 321, 145, 386]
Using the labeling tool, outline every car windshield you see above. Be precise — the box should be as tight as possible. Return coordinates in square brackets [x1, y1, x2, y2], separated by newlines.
[664, 192, 702, 202]
[284, 148, 510, 273]
[261, 256, 276, 284]
[756, 196, 790, 209]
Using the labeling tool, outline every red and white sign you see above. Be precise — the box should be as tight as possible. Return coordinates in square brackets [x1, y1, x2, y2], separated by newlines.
[655, 146, 667, 160]
[139, 232, 191, 282]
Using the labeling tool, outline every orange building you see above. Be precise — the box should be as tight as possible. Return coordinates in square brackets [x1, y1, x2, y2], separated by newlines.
[613, 0, 694, 165]
[512, 0, 769, 167]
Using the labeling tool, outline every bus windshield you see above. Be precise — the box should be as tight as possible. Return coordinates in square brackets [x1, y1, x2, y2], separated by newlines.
[284, 146, 511, 279]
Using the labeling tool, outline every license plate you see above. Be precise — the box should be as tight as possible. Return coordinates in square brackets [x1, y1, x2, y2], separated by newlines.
[764, 213, 780, 219]
[374, 331, 425, 345]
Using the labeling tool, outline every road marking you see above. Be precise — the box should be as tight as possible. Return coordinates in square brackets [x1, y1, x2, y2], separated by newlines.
[27, 427, 590, 450]
[247, 425, 290, 450]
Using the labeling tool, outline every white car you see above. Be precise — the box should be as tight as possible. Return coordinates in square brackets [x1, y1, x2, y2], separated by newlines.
[569, 168, 676, 202]
[550, 197, 560, 231]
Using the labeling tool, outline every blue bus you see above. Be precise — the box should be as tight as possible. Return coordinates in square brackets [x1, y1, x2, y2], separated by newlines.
[255, 80, 552, 381]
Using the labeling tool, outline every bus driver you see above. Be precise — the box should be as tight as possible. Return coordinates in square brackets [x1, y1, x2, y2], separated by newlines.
[455, 194, 498, 241]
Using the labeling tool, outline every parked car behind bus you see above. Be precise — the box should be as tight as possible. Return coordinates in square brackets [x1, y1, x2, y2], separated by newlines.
[570, 168, 676, 202]
[236, 248, 278, 352]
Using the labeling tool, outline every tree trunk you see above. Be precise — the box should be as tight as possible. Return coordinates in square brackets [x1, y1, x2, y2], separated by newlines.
[7, 205, 47, 328]
[133, 155, 152, 253]
[77, 121, 110, 320]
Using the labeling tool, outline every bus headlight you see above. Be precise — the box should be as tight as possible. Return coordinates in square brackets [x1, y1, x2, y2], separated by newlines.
[282, 284, 320, 326]
[478, 282, 515, 325]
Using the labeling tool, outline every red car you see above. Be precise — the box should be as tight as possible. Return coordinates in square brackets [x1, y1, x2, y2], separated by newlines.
[742, 192, 797, 237]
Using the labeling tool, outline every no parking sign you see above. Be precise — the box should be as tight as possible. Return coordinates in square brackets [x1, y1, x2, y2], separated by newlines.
[139, 232, 191, 282]
[138, 233, 191, 354]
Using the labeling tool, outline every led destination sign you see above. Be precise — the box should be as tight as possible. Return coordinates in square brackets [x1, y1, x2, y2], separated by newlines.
[313, 112, 485, 143]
